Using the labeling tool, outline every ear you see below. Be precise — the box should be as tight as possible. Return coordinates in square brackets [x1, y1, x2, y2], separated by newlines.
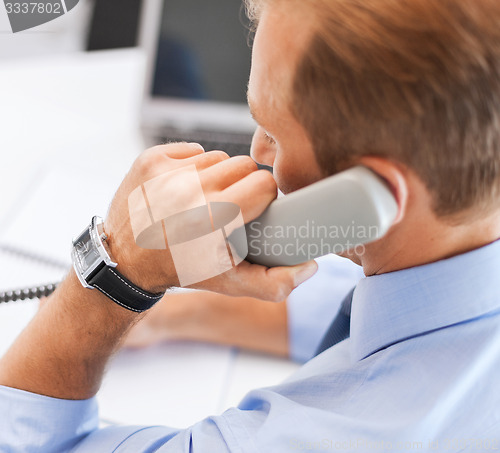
[358, 156, 408, 225]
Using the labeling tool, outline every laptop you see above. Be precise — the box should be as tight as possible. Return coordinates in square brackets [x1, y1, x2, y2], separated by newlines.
[139, 0, 256, 156]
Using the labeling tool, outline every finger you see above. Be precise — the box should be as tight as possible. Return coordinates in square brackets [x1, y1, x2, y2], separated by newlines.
[196, 260, 318, 302]
[198, 155, 258, 192]
[187, 150, 230, 171]
[139, 147, 228, 177]
[138, 143, 206, 170]
[162, 142, 205, 159]
[220, 170, 277, 222]
[241, 260, 319, 301]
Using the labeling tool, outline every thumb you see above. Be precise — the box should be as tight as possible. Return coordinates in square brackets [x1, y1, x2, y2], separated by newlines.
[189, 259, 318, 302]
[290, 260, 320, 288]
[246, 260, 319, 302]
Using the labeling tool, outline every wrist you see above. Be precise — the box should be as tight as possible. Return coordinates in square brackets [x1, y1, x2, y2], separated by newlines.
[103, 217, 177, 294]
[64, 269, 141, 323]
[72, 216, 167, 312]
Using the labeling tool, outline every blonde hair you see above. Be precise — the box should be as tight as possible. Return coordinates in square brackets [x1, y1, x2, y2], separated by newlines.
[245, 0, 500, 218]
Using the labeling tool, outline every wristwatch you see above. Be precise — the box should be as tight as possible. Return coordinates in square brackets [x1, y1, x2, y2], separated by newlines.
[71, 216, 164, 312]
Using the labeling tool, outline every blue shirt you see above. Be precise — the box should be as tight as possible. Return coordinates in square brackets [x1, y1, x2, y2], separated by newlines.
[287, 254, 364, 362]
[2, 241, 500, 452]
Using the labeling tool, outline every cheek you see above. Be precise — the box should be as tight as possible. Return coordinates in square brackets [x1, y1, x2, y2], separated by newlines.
[273, 151, 312, 194]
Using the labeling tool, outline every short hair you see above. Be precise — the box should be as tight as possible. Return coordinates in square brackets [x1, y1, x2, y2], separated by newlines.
[245, 0, 500, 219]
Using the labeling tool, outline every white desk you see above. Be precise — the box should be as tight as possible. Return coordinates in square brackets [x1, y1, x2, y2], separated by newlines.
[0, 50, 299, 429]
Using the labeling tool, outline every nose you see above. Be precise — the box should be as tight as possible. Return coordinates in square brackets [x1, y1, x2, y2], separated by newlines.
[250, 127, 276, 168]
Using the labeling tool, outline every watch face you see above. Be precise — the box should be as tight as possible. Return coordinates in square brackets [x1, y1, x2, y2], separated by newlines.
[74, 227, 101, 275]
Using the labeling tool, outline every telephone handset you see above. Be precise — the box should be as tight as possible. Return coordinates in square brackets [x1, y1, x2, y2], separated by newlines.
[236, 166, 398, 267]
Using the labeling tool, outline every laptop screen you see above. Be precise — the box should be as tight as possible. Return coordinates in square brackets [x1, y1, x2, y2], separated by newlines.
[152, 0, 252, 105]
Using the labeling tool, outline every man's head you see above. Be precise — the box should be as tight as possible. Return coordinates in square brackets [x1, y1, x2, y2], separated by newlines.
[246, 1, 320, 194]
[246, 0, 500, 273]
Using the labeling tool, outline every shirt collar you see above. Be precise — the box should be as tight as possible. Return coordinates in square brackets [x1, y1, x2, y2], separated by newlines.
[350, 239, 500, 362]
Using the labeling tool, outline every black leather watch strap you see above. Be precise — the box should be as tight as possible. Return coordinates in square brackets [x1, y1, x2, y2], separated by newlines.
[89, 265, 164, 313]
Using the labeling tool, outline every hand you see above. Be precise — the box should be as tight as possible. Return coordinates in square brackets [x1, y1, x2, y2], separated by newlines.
[104, 143, 318, 301]
[0, 144, 307, 401]
[122, 289, 290, 356]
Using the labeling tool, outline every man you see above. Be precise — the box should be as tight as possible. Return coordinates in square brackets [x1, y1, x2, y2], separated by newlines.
[2, 0, 500, 450]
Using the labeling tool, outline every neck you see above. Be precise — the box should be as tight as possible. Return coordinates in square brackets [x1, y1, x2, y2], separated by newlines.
[360, 209, 500, 276]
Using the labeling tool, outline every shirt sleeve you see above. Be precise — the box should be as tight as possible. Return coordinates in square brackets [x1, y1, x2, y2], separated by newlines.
[71, 418, 232, 453]
[0, 385, 98, 453]
[286, 254, 364, 363]
[0, 384, 232, 453]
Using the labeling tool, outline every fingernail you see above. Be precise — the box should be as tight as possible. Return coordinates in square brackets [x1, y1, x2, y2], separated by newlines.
[293, 261, 318, 287]
[188, 142, 205, 151]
